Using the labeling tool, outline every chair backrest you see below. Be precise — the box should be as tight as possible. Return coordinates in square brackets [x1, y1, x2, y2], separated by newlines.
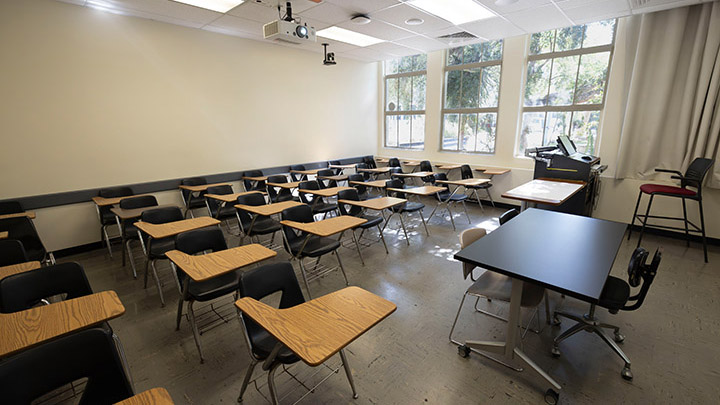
[119, 195, 157, 210]
[355, 163, 371, 180]
[242, 170, 265, 191]
[622, 247, 662, 312]
[180, 177, 207, 202]
[280, 205, 314, 250]
[460, 165, 473, 180]
[317, 169, 336, 188]
[0, 239, 28, 267]
[0, 327, 134, 404]
[236, 192, 267, 226]
[388, 158, 401, 167]
[363, 156, 377, 169]
[329, 160, 342, 175]
[420, 160, 433, 172]
[348, 174, 367, 195]
[206, 185, 233, 216]
[0, 217, 47, 262]
[266, 175, 292, 202]
[175, 227, 228, 255]
[141, 206, 183, 224]
[434, 173, 450, 190]
[337, 189, 362, 216]
[298, 180, 321, 205]
[385, 179, 406, 198]
[499, 209, 520, 225]
[98, 187, 133, 223]
[0, 201, 23, 215]
[289, 164, 306, 181]
[459, 228, 487, 280]
[0, 262, 92, 313]
[683, 158, 714, 192]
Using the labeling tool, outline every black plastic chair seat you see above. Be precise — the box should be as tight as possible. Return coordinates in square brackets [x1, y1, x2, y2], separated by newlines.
[358, 215, 383, 229]
[122, 223, 141, 239]
[598, 276, 630, 311]
[148, 238, 176, 259]
[101, 210, 118, 225]
[246, 217, 281, 235]
[392, 202, 425, 213]
[468, 182, 492, 190]
[188, 271, 240, 301]
[274, 193, 298, 203]
[187, 197, 207, 209]
[437, 192, 468, 202]
[214, 205, 237, 220]
[249, 329, 300, 364]
[288, 236, 340, 257]
[311, 202, 338, 214]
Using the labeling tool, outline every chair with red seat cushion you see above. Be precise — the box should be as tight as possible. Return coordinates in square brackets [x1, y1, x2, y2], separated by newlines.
[629, 157, 714, 262]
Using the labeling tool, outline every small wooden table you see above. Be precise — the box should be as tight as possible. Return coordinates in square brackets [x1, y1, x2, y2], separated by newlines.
[205, 191, 264, 204]
[350, 179, 388, 191]
[266, 181, 301, 190]
[328, 164, 357, 171]
[502, 178, 586, 211]
[386, 185, 445, 196]
[0, 261, 41, 280]
[92, 195, 143, 207]
[356, 167, 391, 179]
[0, 231, 7, 239]
[436, 164, 463, 174]
[135, 217, 220, 240]
[298, 186, 352, 198]
[0, 291, 125, 358]
[115, 387, 174, 405]
[178, 182, 232, 192]
[242, 175, 268, 182]
[475, 167, 511, 177]
[318, 174, 349, 182]
[166, 244, 276, 283]
[236, 286, 396, 367]
[375, 157, 390, 164]
[0, 211, 36, 220]
[234, 200, 303, 239]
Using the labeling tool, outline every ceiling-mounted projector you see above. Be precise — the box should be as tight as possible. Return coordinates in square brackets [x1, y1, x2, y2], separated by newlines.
[263, 1, 315, 44]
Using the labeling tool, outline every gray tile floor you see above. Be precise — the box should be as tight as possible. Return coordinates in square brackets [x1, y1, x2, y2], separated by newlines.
[65, 199, 720, 404]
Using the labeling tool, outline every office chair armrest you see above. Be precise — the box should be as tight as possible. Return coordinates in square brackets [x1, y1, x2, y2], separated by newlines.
[655, 168, 683, 176]
[670, 175, 688, 181]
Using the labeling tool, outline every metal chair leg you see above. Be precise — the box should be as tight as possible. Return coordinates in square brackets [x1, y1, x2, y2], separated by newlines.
[102, 226, 113, 257]
[681, 197, 690, 247]
[398, 212, 410, 246]
[351, 230, 364, 266]
[448, 292, 469, 343]
[377, 224, 389, 254]
[462, 200, 471, 224]
[126, 240, 137, 279]
[637, 194, 654, 248]
[187, 300, 205, 363]
[473, 190, 484, 211]
[298, 258, 313, 299]
[339, 349, 359, 399]
[486, 188, 495, 208]
[237, 359, 258, 403]
[698, 199, 708, 263]
[112, 333, 135, 392]
[628, 190, 643, 240]
[418, 211, 430, 236]
[267, 362, 281, 405]
[151, 260, 165, 307]
[336, 249, 349, 286]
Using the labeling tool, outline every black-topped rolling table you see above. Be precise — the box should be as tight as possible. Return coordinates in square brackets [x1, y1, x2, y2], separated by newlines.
[454, 208, 627, 403]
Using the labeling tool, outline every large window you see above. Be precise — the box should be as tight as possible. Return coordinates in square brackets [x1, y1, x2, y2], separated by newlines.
[518, 20, 616, 156]
[442, 40, 503, 153]
[384, 54, 427, 149]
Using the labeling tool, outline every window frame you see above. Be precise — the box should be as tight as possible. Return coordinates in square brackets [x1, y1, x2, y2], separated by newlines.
[383, 57, 427, 150]
[517, 21, 617, 157]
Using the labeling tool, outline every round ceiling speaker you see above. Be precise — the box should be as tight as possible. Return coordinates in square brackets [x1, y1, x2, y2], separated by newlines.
[405, 18, 424, 26]
[351, 14, 371, 25]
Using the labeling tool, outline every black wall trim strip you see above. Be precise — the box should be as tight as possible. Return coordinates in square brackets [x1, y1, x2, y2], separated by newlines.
[2, 156, 366, 210]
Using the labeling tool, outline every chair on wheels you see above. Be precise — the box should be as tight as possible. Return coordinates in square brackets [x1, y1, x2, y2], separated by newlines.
[0, 239, 28, 267]
[289, 164, 307, 182]
[337, 189, 389, 265]
[180, 177, 208, 218]
[235, 192, 281, 245]
[241, 170, 266, 193]
[298, 180, 338, 217]
[118, 195, 158, 278]
[0, 216, 54, 265]
[460, 164, 494, 210]
[348, 174, 373, 200]
[629, 158, 713, 262]
[280, 205, 349, 298]
[316, 169, 338, 189]
[385, 179, 429, 243]
[97, 187, 133, 256]
[0, 200, 23, 215]
[139, 206, 184, 307]
[266, 175, 297, 203]
[236, 261, 358, 404]
[172, 227, 238, 363]
[551, 247, 662, 381]
[429, 173, 470, 230]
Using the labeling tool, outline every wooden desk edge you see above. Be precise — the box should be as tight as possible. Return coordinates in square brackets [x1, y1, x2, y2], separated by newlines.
[114, 387, 174, 405]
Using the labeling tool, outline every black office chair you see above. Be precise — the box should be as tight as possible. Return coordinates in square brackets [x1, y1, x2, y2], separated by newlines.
[97, 187, 133, 257]
[551, 247, 662, 381]
[499, 208, 519, 224]
[280, 205, 349, 297]
[266, 175, 296, 203]
[0, 200, 23, 215]
[298, 180, 337, 217]
[0, 216, 54, 265]
[629, 158, 714, 262]
[419, 160, 435, 184]
[0, 239, 28, 267]
[289, 164, 307, 182]
[235, 192, 281, 245]
[139, 206, 184, 307]
[317, 169, 338, 189]
[118, 195, 157, 278]
[173, 227, 238, 363]
[180, 177, 208, 218]
[0, 327, 134, 405]
[385, 179, 429, 242]
[460, 164, 494, 209]
[348, 173, 373, 200]
[337, 189, 388, 264]
[241, 170, 266, 193]
[236, 261, 358, 403]
[429, 173, 470, 230]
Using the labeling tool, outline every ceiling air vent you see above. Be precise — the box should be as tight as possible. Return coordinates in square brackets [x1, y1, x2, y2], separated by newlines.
[436, 31, 478, 46]
[629, 0, 652, 7]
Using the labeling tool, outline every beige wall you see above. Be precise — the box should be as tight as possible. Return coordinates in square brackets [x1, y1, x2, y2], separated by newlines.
[377, 18, 719, 240]
[0, 0, 378, 250]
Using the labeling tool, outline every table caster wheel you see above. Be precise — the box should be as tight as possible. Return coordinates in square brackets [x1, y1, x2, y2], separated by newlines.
[458, 345, 470, 358]
[544, 389, 559, 405]
[621, 365, 633, 381]
[614, 332, 625, 343]
[551, 345, 561, 358]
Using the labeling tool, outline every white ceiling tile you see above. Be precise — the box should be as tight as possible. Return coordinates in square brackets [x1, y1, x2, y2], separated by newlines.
[338, 46, 388, 62]
[325, 0, 401, 15]
[206, 14, 263, 35]
[504, 4, 574, 34]
[367, 41, 422, 56]
[393, 34, 446, 52]
[475, 0, 553, 16]
[314, 37, 360, 54]
[202, 24, 263, 40]
[559, 0, 629, 23]
[336, 19, 415, 41]
[459, 16, 525, 39]
[298, 2, 355, 25]
[630, 0, 698, 15]
[92, 0, 222, 25]
[295, 16, 334, 31]
[226, 1, 279, 23]
[371, 4, 453, 34]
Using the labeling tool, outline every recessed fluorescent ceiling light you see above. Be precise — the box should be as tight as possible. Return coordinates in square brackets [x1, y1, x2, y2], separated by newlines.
[408, 0, 495, 25]
[172, 0, 244, 13]
[317, 27, 384, 47]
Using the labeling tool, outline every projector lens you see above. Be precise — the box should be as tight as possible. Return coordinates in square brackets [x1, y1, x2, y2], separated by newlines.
[296, 26, 308, 38]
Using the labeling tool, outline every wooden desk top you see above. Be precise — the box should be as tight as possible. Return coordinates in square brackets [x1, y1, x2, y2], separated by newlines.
[298, 186, 353, 197]
[318, 174, 349, 181]
[350, 179, 388, 188]
[402, 160, 421, 166]
[92, 195, 145, 207]
[435, 178, 491, 187]
[475, 168, 511, 175]
[338, 197, 406, 211]
[0, 261, 41, 280]
[328, 164, 357, 170]
[387, 186, 446, 196]
[375, 157, 390, 163]
[436, 164, 462, 170]
[115, 388, 174, 405]
[235, 286, 396, 366]
[357, 167, 390, 174]
[280, 216, 366, 237]
[501, 178, 586, 206]
[0, 211, 36, 221]
[290, 169, 321, 175]
[0, 231, 7, 239]
[110, 204, 177, 220]
[0, 291, 125, 358]
[205, 191, 263, 203]
[135, 217, 220, 239]
[178, 182, 231, 192]
[166, 244, 276, 282]
[235, 201, 304, 216]
[392, 171, 435, 178]
[267, 181, 301, 189]
[242, 175, 268, 182]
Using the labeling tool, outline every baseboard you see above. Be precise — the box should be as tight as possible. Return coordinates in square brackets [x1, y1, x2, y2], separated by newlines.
[53, 240, 108, 259]
[627, 224, 719, 246]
